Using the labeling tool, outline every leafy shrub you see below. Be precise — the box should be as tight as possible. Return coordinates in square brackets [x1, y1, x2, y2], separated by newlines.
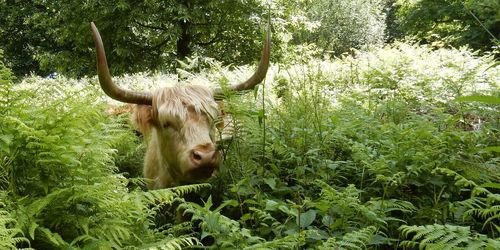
[305, 0, 386, 54]
[394, 0, 500, 53]
[0, 49, 14, 84]
[273, 0, 386, 59]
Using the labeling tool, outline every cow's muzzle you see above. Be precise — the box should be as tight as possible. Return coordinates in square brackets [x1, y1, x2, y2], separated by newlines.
[188, 144, 220, 180]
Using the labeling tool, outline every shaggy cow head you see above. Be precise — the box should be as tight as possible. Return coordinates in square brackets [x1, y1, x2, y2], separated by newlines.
[90, 22, 270, 188]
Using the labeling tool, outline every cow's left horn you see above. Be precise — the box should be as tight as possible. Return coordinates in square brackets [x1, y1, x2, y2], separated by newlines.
[90, 22, 153, 105]
[214, 23, 271, 98]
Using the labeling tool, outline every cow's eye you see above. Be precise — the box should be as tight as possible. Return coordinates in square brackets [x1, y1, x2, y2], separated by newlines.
[163, 122, 171, 129]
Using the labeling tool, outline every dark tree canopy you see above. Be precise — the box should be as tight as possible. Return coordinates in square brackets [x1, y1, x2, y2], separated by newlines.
[393, 0, 499, 53]
[0, 1, 56, 77]
[0, 0, 268, 77]
[1, 0, 498, 78]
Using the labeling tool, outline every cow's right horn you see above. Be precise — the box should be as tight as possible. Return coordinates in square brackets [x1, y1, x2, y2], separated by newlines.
[90, 22, 153, 105]
[213, 22, 271, 99]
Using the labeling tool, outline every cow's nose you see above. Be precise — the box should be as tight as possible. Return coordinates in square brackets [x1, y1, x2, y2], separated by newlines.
[190, 148, 218, 167]
[187, 145, 221, 180]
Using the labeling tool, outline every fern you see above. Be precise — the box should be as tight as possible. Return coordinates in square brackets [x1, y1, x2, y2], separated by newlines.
[0, 204, 31, 249]
[1, 40, 499, 249]
[243, 230, 307, 250]
[314, 180, 388, 228]
[436, 168, 500, 236]
[458, 184, 500, 236]
[399, 224, 500, 249]
[322, 226, 378, 250]
[140, 236, 201, 250]
[35, 227, 69, 248]
[180, 197, 272, 248]
[141, 184, 211, 205]
[0, 79, 213, 248]
[432, 167, 478, 189]
[248, 206, 280, 226]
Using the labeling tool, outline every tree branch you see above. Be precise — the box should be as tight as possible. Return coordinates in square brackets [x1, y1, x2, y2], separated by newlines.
[193, 12, 226, 46]
[134, 21, 167, 31]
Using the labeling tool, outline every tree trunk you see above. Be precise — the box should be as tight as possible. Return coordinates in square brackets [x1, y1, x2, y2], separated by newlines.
[176, 20, 191, 59]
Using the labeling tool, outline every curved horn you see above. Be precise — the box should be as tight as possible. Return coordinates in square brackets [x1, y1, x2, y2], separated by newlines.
[214, 23, 271, 98]
[90, 22, 153, 105]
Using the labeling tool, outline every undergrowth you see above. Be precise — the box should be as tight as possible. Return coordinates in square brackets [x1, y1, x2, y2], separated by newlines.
[0, 43, 499, 249]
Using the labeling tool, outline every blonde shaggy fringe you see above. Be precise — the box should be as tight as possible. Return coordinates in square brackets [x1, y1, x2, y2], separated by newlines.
[152, 85, 219, 122]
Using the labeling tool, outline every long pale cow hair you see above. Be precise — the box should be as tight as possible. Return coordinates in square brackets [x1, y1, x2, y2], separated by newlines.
[90, 22, 270, 189]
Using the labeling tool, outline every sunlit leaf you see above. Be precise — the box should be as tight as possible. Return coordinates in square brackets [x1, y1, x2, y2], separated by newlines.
[455, 95, 500, 104]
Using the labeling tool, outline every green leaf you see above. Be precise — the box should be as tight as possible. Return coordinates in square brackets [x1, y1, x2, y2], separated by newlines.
[258, 109, 264, 126]
[265, 200, 279, 211]
[215, 199, 238, 212]
[0, 134, 13, 154]
[484, 146, 500, 153]
[201, 231, 211, 240]
[480, 182, 500, 190]
[263, 178, 276, 190]
[29, 221, 39, 240]
[297, 209, 317, 228]
[37, 227, 68, 247]
[279, 205, 298, 217]
[485, 61, 500, 71]
[0, 134, 13, 145]
[322, 215, 334, 227]
[455, 95, 500, 104]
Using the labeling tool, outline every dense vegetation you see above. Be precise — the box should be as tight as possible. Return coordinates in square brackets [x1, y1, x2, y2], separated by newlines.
[1, 0, 499, 249]
[1, 43, 499, 249]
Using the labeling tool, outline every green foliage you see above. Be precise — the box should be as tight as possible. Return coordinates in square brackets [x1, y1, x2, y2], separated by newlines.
[2, 0, 498, 81]
[393, 0, 500, 53]
[0, 49, 14, 84]
[1, 41, 499, 248]
[274, 0, 387, 58]
[0, 77, 205, 248]
[0, 201, 31, 249]
[0, 2, 54, 77]
[212, 43, 499, 248]
[399, 224, 500, 249]
[322, 226, 378, 250]
[180, 197, 265, 249]
[456, 95, 500, 105]
[0, 0, 268, 77]
[304, 0, 386, 54]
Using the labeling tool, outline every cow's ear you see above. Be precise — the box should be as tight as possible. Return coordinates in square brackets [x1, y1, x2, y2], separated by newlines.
[133, 105, 156, 135]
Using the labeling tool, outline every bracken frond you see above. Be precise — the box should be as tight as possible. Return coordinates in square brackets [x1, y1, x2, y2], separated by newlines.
[142, 236, 201, 250]
[0, 204, 31, 249]
[399, 224, 500, 249]
[243, 230, 307, 250]
[322, 226, 378, 250]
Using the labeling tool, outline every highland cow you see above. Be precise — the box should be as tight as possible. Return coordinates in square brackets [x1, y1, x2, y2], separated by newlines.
[90, 22, 270, 189]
